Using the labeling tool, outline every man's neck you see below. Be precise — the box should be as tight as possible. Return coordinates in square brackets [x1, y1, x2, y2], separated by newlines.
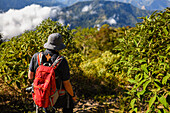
[45, 49, 59, 54]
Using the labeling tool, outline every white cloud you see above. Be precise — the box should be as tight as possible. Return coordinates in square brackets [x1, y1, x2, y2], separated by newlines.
[66, 11, 71, 18]
[94, 24, 101, 31]
[82, 4, 92, 12]
[58, 18, 65, 25]
[104, 14, 118, 25]
[0, 4, 62, 40]
[90, 10, 97, 15]
[104, 18, 117, 25]
[50, 7, 62, 18]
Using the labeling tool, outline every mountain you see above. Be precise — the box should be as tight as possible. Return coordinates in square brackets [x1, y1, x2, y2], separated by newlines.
[1, 0, 169, 12]
[52, 1, 152, 28]
[55, 0, 90, 6]
[0, 0, 66, 12]
[145, 0, 170, 10]
[56, 0, 170, 10]
[109, 0, 170, 10]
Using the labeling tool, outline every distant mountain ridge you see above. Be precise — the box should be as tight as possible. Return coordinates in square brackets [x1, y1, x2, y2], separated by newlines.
[0, 0, 169, 12]
[57, 0, 170, 10]
[109, 0, 170, 10]
[52, 1, 152, 28]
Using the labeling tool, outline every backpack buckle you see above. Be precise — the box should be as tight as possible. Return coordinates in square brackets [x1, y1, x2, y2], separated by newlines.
[43, 63, 52, 66]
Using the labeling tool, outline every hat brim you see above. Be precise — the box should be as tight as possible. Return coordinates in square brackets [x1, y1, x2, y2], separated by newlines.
[44, 43, 66, 51]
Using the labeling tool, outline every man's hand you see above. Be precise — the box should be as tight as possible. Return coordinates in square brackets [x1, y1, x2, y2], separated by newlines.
[72, 94, 77, 102]
[63, 80, 77, 102]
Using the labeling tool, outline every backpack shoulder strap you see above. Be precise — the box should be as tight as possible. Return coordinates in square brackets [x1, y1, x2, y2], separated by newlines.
[37, 52, 43, 66]
[51, 55, 63, 70]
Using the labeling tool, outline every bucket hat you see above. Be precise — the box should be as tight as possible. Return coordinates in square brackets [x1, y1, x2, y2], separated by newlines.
[44, 33, 66, 51]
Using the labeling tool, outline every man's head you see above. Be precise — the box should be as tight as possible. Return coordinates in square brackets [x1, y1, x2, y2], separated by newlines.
[44, 33, 66, 51]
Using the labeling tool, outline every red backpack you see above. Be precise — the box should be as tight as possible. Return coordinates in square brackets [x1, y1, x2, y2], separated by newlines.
[32, 52, 63, 108]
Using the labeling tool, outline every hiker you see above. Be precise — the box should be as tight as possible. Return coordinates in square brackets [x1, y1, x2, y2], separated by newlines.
[28, 33, 77, 113]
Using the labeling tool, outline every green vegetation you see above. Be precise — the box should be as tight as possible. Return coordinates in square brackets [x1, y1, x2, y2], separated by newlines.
[0, 8, 169, 112]
[114, 8, 170, 112]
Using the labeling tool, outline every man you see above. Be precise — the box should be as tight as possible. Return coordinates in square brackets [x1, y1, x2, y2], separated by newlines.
[28, 33, 76, 113]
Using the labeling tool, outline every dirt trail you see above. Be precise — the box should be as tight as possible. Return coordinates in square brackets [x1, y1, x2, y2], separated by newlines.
[0, 96, 120, 113]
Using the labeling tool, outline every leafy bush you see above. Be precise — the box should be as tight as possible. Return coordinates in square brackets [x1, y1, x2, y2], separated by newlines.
[115, 8, 170, 112]
[80, 51, 121, 91]
[80, 51, 120, 78]
[73, 24, 123, 58]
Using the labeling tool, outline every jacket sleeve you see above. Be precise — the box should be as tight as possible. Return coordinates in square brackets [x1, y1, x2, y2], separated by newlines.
[29, 53, 39, 73]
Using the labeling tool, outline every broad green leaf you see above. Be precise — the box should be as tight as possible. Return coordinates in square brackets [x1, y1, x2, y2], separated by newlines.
[130, 98, 136, 109]
[134, 107, 137, 112]
[139, 59, 146, 63]
[4, 76, 8, 83]
[157, 73, 164, 77]
[143, 79, 151, 90]
[137, 79, 147, 89]
[137, 90, 145, 98]
[127, 67, 133, 75]
[128, 79, 137, 84]
[20, 71, 25, 78]
[134, 40, 138, 47]
[135, 73, 143, 81]
[166, 45, 170, 52]
[163, 27, 168, 36]
[158, 110, 162, 113]
[168, 92, 170, 95]
[162, 74, 170, 85]
[7, 75, 11, 80]
[158, 95, 169, 109]
[153, 79, 161, 91]
[144, 72, 149, 79]
[141, 64, 148, 74]
[163, 109, 168, 113]
[8, 50, 15, 54]
[149, 94, 157, 108]
[133, 67, 140, 71]
[117, 60, 127, 64]
[154, 78, 161, 83]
